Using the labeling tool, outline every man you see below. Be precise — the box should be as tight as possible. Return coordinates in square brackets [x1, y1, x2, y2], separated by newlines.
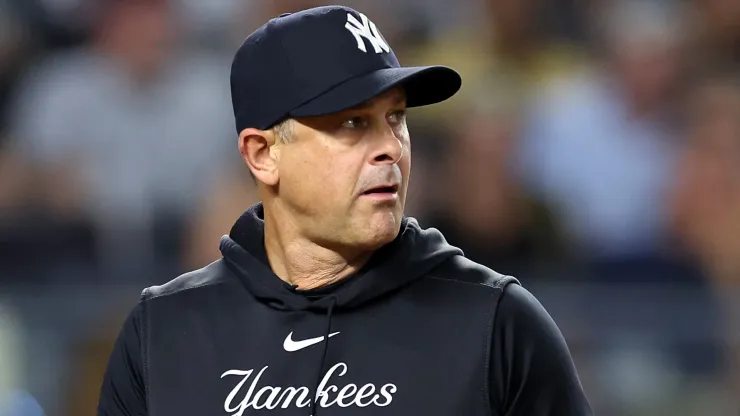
[97, 5, 591, 415]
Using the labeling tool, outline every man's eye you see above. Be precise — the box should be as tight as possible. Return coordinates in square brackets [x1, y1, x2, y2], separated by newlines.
[341, 117, 367, 129]
[388, 110, 407, 125]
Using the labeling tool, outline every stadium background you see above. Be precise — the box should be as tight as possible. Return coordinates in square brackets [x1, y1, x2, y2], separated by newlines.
[0, 0, 739, 414]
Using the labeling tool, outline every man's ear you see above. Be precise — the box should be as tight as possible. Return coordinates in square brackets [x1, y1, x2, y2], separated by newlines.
[238, 128, 280, 186]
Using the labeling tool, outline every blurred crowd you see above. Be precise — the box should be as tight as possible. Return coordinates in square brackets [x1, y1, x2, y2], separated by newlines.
[0, 0, 738, 415]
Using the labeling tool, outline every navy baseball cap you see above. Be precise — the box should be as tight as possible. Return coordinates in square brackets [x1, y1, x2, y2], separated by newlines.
[230, 5, 462, 132]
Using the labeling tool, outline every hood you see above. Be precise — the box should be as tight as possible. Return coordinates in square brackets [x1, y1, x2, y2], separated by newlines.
[219, 202, 463, 416]
[219, 202, 463, 312]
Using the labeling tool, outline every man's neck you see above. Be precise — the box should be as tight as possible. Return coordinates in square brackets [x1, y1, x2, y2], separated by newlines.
[262, 208, 372, 290]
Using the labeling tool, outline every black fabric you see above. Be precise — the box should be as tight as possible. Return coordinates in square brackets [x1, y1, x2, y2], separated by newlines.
[312, 297, 337, 416]
[489, 284, 589, 413]
[97, 203, 591, 415]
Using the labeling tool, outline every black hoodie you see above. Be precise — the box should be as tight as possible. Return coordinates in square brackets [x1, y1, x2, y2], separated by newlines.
[97, 203, 591, 415]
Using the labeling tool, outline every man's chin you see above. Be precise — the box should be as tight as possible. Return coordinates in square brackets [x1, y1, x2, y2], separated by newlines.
[362, 212, 403, 246]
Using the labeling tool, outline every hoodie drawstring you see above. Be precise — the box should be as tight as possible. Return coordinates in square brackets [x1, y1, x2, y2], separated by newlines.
[310, 297, 337, 416]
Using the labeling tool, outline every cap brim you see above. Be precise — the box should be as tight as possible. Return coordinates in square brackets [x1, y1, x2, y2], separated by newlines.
[289, 66, 461, 118]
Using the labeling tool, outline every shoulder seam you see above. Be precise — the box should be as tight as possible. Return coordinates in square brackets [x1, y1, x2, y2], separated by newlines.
[144, 280, 227, 301]
[140, 289, 151, 413]
[424, 274, 501, 291]
[494, 275, 519, 289]
[487, 281, 512, 415]
[139, 260, 235, 301]
[424, 273, 519, 291]
[423, 258, 518, 415]
[484, 287, 499, 416]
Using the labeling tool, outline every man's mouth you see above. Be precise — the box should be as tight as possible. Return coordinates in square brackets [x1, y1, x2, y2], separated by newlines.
[362, 184, 399, 195]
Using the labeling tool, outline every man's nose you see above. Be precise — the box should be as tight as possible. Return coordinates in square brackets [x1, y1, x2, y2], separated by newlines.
[370, 127, 403, 165]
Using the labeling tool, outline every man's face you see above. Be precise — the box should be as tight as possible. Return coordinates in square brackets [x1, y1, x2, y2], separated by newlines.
[276, 88, 410, 251]
[104, 0, 178, 76]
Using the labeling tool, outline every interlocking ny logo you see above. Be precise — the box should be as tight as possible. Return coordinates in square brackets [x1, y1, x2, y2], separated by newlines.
[345, 12, 390, 54]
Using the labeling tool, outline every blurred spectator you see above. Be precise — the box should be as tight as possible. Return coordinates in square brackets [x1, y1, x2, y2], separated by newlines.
[183, 167, 259, 270]
[669, 69, 740, 413]
[670, 69, 740, 285]
[0, 1, 33, 140]
[0, 303, 44, 416]
[0, 391, 45, 416]
[62, 307, 129, 416]
[0, 0, 98, 135]
[390, 0, 590, 274]
[396, 118, 451, 222]
[516, 0, 689, 270]
[402, 0, 588, 124]
[690, 0, 740, 64]
[0, 303, 21, 411]
[0, 0, 235, 283]
[426, 84, 564, 277]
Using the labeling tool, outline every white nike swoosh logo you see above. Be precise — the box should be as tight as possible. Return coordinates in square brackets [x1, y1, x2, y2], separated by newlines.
[283, 331, 340, 352]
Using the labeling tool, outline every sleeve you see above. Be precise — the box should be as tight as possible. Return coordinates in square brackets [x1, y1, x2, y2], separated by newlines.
[97, 301, 148, 416]
[489, 283, 592, 415]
